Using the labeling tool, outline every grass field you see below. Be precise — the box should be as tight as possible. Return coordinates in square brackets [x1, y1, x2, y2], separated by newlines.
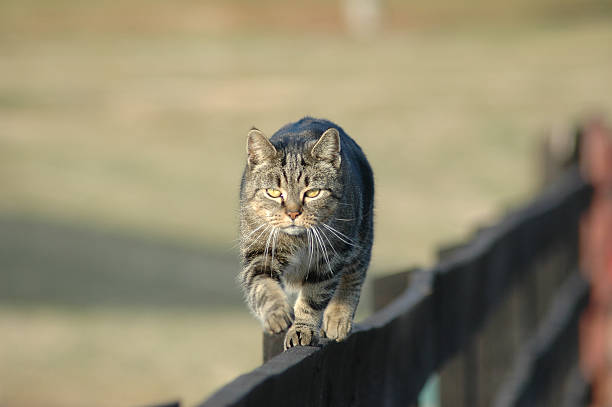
[0, 307, 261, 407]
[2, 1, 612, 406]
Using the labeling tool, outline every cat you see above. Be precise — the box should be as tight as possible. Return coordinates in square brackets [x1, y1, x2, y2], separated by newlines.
[239, 117, 374, 350]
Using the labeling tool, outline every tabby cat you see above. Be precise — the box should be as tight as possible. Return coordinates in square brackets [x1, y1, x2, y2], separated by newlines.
[239, 117, 374, 349]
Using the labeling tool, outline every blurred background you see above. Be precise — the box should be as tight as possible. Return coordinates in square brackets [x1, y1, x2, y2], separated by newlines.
[1, 1, 612, 406]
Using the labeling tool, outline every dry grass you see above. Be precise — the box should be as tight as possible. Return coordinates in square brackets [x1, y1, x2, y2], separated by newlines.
[2, 1, 612, 406]
[2, 21, 612, 269]
[0, 307, 260, 407]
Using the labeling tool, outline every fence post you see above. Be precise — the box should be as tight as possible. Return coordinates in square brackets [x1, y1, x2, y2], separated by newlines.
[372, 268, 416, 311]
[263, 332, 285, 363]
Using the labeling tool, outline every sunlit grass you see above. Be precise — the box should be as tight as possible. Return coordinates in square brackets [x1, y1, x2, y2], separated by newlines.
[0, 307, 260, 407]
[2, 22, 612, 269]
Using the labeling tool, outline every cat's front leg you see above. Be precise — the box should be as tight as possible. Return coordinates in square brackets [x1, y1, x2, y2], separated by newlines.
[240, 263, 293, 334]
[322, 261, 366, 341]
[284, 278, 336, 349]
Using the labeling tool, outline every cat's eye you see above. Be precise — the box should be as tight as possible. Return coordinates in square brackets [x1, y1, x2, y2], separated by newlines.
[266, 188, 282, 198]
[304, 189, 320, 198]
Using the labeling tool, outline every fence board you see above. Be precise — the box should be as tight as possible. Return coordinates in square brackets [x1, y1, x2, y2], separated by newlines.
[203, 273, 434, 407]
[493, 272, 589, 407]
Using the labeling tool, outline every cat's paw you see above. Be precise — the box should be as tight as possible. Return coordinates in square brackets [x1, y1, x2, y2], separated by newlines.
[263, 305, 294, 334]
[322, 306, 353, 341]
[284, 324, 318, 349]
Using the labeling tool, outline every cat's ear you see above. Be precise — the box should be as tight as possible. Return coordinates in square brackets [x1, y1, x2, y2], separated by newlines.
[312, 128, 341, 168]
[247, 128, 276, 167]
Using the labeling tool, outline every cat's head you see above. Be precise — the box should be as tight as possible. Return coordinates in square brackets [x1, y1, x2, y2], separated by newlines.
[242, 127, 343, 236]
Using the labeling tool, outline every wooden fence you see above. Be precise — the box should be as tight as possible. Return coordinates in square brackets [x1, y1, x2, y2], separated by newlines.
[193, 164, 592, 407]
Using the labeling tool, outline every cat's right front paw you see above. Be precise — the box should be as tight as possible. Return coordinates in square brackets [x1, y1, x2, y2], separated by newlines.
[284, 324, 318, 349]
[263, 306, 294, 334]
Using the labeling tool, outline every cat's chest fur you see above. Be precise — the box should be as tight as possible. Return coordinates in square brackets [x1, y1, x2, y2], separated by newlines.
[279, 244, 312, 289]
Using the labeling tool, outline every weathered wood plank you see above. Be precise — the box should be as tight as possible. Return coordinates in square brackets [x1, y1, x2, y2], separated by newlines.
[493, 272, 589, 407]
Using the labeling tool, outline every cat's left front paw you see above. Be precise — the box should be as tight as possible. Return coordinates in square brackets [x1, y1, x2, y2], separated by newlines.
[322, 305, 353, 342]
[284, 324, 318, 350]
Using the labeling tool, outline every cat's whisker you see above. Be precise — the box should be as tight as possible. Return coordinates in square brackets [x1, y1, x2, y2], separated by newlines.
[317, 225, 339, 257]
[263, 226, 275, 271]
[322, 223, 358, 247]
[244, 223, 268, 240]
[310, 228, 319, 263]
[242, 224, 272, 253]
[308, 228, 318, 272]
[243, 225, 271, 252]
[318, 227, 338, 275]
[311, 227, 325, 273]
[333, 218, 355, 222]
[270, 227, 278, 268]
[274, 227, 280, 257]
[312, 226, 333, 275]
[233, 223, 268, 249]
[322, 222, 355, 241]
[307, 228, 314, 272]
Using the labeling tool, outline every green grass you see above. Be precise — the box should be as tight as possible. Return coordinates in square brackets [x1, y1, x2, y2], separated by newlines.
[2, 1, 612, 406]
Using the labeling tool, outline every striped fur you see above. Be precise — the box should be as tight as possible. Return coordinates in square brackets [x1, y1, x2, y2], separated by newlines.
[239, 117, 374, 349]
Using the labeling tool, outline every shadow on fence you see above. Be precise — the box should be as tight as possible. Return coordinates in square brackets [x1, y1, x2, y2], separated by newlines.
[193, 165, 591, 407]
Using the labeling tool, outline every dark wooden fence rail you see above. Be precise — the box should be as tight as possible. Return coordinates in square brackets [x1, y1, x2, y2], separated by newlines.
[198, 167, 591, 407]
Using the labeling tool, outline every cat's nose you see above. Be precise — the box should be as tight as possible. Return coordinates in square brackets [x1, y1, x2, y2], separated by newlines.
[286, 210, 301, 220]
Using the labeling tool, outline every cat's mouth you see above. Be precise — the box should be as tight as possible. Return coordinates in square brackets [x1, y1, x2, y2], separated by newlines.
[281, 225, 306, 236]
